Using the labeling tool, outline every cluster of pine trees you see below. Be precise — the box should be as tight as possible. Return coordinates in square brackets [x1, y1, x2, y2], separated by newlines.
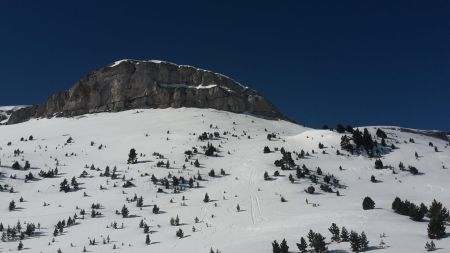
[53, 216, 76, 237]
[59, 177, 79, 192]
[340, 128, 379, 156]
[392, 197, 428, 221]
[1, 221, 37, 242]
[274, 148, 295, 170]
[204, 142, 217, 156]
[198, 131, 220, 141]
[38, 168, 58, 178]
[11, 161, 31, 170]
[393, 197, 449, 239]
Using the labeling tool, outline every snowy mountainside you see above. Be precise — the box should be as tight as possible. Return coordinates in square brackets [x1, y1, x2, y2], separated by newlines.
[0, 108, 449, 253]
[0, 106, 29, 124]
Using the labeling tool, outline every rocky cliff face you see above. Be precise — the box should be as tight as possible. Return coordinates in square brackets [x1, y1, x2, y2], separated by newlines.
[7, 60, 285, 124]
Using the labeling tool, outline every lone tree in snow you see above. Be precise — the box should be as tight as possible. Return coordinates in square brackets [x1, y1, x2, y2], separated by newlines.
[203, 193, 210, 203]
[145, 234, 151, 245]
[362, 197, 375, 210]
[9, 200, 16, 211]
[374, 159, 383, 169]
[128, 148, 138, 164]
[121, 205, 129, 218]
[176, 228, 184, 238]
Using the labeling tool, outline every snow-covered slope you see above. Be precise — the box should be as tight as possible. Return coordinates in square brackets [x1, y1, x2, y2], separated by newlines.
[0, 108, 449, 252]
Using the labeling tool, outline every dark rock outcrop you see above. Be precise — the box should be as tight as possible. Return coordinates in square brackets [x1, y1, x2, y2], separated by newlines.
[399, 128, 449, 141]
[7, 60, 285, 124]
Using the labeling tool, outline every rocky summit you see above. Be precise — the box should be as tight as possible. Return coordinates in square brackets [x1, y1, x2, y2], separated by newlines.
[7, 60, 284, 124]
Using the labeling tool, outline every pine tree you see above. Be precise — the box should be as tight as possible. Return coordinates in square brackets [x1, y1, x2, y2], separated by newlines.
[341, 226, 349, 242]
[136, 196, 143, 207]
[176, 228, 184, 239]
[71, 176, 79, 190]
[328, 223, 340, 241]
[362, 197, 375, 210]
[392, 197, 402, 211]
[359, 232, 369, 251]
[296, 237, 308, 253]
[12, 161, 21, 170]
[425, 241, 436, 251]
[127, 148, 137, 164]
[121, 205, 129, 218]
[145, 234, 151, 245]
[272, 240, 281, 253]
[336, 124, 346, 133]
[307, 229, 315, 244]
[352, 129, 363, 147]
[280, 239, 289, 253]
[311, 233, 327, 253]
[9, 200, 16, 211]
[307, 186, 315, 194]
[152, 205, 159, 214]
[60, 178, 70, 192]
[349, 231, 360, 252]
[427, 199, 448, 239]
[203, 193, 210, 203]
[428, 216, 446, 239]
[278, 239, 289, 253]
[428, 199, 449, 219]
[362, 128, 374, 151]
[340, 135, 353, 153]
[374, 159, 383, 169]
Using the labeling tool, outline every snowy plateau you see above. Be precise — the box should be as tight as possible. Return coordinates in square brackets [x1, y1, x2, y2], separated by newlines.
[0, 107, 449, 253]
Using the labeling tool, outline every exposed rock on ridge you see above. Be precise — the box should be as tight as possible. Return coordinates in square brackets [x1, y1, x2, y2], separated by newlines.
[7, 60, 285, 124]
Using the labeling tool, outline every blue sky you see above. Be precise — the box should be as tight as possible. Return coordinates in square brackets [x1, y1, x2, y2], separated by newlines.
[0, 0, 449, 130]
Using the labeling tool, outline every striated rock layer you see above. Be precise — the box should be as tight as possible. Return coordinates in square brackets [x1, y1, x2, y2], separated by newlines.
[7, 60, 285, 124]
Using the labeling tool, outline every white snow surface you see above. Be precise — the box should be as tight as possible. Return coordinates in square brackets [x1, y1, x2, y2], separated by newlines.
[159, 84, 218, 89]
[0, 108, 449, 252]
[0, 105, 30, 111]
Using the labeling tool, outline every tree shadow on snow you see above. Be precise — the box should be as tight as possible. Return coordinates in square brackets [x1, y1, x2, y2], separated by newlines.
[136, 160, 153, 164]
[126, 214, 141, 218]
[367, 245, 390, 251]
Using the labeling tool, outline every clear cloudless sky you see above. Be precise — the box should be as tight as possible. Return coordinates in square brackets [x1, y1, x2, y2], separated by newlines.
[0, 0, 449, 130]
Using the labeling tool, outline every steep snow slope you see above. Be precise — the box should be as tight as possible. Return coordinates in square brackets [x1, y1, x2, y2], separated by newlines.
[0, 108, 449, 253]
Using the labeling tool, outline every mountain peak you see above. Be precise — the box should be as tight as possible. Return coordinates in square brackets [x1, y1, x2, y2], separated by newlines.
[7, 60, 284, 124]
